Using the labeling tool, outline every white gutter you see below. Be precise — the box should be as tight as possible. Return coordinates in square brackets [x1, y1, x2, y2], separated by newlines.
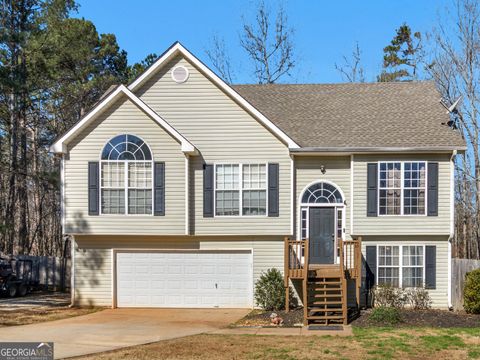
[447, 149, 457, 309]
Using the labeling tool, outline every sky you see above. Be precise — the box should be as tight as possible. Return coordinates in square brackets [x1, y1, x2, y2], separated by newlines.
[75, 0, 450, 84]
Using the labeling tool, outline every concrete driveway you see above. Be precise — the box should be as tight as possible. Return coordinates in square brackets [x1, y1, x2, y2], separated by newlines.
[0, 308, 249, 359]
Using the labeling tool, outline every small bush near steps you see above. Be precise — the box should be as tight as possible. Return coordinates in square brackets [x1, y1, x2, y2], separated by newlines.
[464, 268, 480, 314]
[369, 306, 401, 325]
[254, 268, 294, 311]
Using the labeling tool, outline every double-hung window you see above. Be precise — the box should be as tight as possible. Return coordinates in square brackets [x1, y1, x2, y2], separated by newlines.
[377, 245, 425, 288]
[215, 164, 267, 216]
[100, 134, 153, 215]
[379, 161, 426, 215]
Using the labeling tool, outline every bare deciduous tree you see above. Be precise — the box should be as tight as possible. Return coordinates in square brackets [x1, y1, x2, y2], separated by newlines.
[428, 0, 480, 259]
[240, 0, 295, 84]
[335, 42, 365, 82]
[205, 35, 235, 84]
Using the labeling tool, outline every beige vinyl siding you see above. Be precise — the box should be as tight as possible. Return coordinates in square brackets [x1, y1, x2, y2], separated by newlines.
[135, 55, 291, 235]
[73, 235, 284, 307]
[64, 95, 185, 235]
[361, 237, 449, 308]
[295, 156, 351, 239]
[353, 154, 451, 236]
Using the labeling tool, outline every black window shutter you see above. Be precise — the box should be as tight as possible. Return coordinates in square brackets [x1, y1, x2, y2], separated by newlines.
[203, 164, 214, 217]
[88, 162, 99, 215]
[268, 163, 279, 217]
[367, 163, 378, 217]
[366, 246, 377, 290]
[428, 162, 439, 216]
[154, 162, 165, 216]
[425, 246, 436, 289]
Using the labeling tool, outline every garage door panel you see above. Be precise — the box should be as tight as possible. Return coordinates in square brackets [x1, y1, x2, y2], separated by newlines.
[116, 250, 252, 308]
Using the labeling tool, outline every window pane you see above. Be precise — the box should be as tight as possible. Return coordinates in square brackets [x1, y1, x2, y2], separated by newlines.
[242, 164, 266, 190]
[242, 190, 266, 215]
[378, 267, 399, 287]
[216, 164, 239, 191]
[403, 162, 426, 215]
[101, 162, 125, 187]
[128, 162, 152, 188]
[403, 267, 423, 287]
[128, 189, 152, 214]
[215, 190, 239, 216]
[379, 163, 401, 215]
[101, 189, 125, 214]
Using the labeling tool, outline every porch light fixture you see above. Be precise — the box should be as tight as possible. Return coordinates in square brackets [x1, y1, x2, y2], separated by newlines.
[320, 165, 326, 174]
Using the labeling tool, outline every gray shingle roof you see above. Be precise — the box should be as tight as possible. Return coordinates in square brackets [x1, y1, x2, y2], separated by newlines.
[232, 81, 466, 150]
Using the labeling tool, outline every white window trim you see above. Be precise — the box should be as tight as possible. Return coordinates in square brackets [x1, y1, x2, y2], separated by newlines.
[99, 135, 154, 216]
[377, 161, 428, 217]
[376, 244, 426, 288]
[99, 160, 154, 216]
[297, 180, 346, 242]
[213, 163, 269, 217]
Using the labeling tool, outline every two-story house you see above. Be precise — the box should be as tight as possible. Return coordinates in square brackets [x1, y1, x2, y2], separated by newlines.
[51, 42, 465, 325]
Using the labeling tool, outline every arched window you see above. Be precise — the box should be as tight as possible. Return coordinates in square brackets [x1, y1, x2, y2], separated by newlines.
[301, 182, 343, 204]
[100, 135, 153, 215]
[101, 134, 152, 161]
[300, 182, 344, 241]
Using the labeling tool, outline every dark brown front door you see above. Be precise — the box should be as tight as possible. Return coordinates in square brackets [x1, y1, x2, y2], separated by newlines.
[309, 207, 335, 264]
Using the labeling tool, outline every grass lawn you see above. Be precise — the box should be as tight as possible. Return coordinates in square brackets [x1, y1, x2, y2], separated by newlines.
[0, 306, 101, 327]
[76, 326, 480, 360]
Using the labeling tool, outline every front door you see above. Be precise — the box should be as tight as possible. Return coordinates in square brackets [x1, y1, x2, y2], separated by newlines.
[309, 207, 335, 264]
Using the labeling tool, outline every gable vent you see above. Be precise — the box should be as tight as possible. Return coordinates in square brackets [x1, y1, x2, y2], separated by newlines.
[171, 66, 189, 83]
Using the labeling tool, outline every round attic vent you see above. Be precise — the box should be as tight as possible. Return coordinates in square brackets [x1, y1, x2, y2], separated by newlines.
[171, 66, 189, 83]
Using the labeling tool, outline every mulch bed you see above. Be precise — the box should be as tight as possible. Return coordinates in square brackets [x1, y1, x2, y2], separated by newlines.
[352, 308, 480, 328]
[234, 308, 304, 327]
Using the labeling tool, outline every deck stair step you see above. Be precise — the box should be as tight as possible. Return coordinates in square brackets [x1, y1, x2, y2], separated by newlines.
[307, 315, 344, 320]
[309, 301, 343, 306]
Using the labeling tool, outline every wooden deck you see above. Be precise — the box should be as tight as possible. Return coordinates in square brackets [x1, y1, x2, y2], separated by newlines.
[285, 237, 362, 325]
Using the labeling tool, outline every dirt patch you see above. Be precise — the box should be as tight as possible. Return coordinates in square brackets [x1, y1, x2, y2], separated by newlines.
[234, 308, 304, 327]
[352, 308, 480, 328]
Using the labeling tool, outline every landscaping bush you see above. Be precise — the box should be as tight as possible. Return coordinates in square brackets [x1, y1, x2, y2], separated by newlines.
[254, 268, 293, 311]
[369, 306, 401, 325]
[464, 268, 480, 314]
[373, 284, 406, 308]
[405, 287, 432, 310]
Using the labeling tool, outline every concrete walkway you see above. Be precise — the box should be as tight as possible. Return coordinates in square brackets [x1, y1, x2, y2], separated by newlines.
[213, 325, 353, 337]
[0, 308, 249, 359]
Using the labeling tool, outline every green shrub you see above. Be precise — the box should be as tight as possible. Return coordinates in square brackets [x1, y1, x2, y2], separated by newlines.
[464, 268, 480, 314]
[369, 306, 401, 325]
[405, 287, 432, 310]
[254, 268, 292, 311]
[373, 284, 406, 308]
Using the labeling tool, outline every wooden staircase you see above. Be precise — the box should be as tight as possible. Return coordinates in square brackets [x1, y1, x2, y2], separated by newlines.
[285, 237, 362, 326]
[306, 266, 347, 325]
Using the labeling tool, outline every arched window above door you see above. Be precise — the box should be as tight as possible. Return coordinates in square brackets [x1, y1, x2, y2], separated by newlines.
[301, 182, 343, 204]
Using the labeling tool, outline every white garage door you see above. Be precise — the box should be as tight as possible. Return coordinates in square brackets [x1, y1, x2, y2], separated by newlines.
[116, 250, 253, 308]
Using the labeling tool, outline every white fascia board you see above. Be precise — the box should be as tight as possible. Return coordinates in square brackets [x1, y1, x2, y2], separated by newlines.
[50, 84, 197, 155]
[128, 42, 300, 149]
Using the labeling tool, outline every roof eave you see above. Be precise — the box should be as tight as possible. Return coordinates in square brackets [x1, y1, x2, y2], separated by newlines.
[289, 146, 467, 155]
[50, 84, 198, 156]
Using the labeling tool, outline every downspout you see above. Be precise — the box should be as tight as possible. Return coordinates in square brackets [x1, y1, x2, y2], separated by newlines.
[448, 150, 457, 310]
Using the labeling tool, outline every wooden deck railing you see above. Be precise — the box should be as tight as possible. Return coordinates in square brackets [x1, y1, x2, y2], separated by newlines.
[339, 238, 362, 279]
[284, 237, 309, 285]
[339, 237, 363, 310]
